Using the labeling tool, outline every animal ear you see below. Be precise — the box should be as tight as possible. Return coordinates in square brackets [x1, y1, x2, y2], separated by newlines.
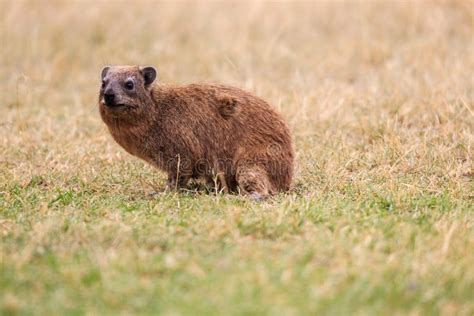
[101, 66, 110, 80]
[140, 66, 157, 86]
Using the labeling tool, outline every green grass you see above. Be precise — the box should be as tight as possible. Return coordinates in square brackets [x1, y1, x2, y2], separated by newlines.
[1, 164, 473, 315]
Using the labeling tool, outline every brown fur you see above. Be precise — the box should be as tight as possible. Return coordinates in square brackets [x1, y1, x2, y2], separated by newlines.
[99, 65, 293, 198]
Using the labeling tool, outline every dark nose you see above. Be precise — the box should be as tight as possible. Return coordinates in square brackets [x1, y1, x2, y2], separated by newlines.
[104, 91, 115, 106]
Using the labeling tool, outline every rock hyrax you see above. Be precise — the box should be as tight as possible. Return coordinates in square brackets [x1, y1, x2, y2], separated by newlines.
[99, 65, 293, 198]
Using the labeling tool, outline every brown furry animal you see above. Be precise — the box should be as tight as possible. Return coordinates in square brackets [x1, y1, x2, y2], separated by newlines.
[98, 65, 293, 198]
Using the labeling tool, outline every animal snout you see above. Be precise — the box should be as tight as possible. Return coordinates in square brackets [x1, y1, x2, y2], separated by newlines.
[104, 91, 115, 106]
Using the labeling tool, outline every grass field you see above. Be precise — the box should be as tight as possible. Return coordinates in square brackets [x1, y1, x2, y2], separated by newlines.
[1, 1, 473, 315]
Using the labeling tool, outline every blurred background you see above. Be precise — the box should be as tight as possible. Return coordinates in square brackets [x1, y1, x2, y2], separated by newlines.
[2, 1, 472, 108]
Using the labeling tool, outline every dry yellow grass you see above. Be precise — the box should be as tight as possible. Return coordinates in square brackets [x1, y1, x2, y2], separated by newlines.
[1, 1, 473, 315]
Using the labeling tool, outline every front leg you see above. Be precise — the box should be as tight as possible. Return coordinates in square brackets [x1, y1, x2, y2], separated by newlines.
[166, 174, 191, 191]
[164, 153, 194, 191]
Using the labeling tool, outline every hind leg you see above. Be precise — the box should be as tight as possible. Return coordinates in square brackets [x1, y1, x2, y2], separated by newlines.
[236, 165, 273, 199]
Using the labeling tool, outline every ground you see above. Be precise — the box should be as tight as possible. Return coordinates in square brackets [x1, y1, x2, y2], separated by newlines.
[0, 1, 473, 315]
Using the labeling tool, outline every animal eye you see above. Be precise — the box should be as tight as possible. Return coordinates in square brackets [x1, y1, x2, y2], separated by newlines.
[124, 80, 134, 90]
[101, 81, 105, 89]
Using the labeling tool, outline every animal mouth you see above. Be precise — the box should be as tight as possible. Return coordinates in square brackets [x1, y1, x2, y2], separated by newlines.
[103, 102, 129, 110]
[110, 103, 127, 109]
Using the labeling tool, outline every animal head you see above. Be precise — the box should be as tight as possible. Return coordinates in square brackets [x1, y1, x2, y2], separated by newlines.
[99, 65, 157, 118]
